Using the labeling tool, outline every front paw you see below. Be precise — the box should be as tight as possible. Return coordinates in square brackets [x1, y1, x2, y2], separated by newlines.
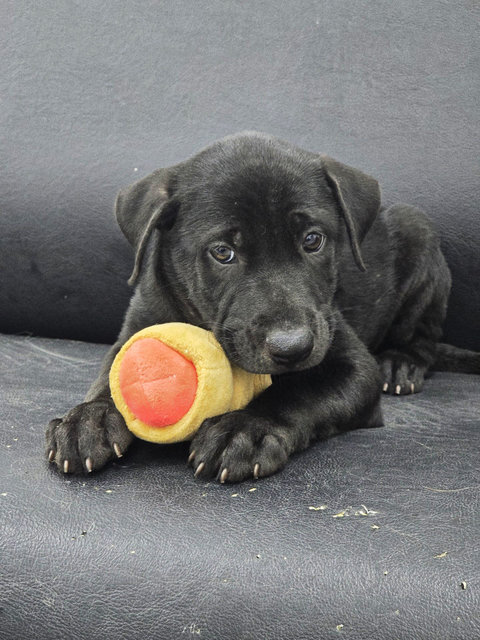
[45, 399, 134, 474]
[189, 411, 292, 483]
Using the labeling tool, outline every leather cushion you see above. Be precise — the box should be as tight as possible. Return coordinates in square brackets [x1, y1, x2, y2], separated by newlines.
[1, 333, 478, 639]
[0, 1, 479, 348]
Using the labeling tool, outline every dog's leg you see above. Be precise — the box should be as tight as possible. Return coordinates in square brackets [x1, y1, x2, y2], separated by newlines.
[377, 253, 451, 395]
[189, 318, 383, 483]
[45, 339, 134, 474]
[45, 292, 158, 474]
[375, 205, 452, 395]
[377, 305, 440, 395]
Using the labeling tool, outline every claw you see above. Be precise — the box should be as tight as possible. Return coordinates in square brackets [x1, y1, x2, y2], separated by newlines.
[194, 462, 205, 477]
[395, 385, 401, 395]
[85, 457, 93, 473]
[48, 449, 55, 463]
[382, 383, 389, 393]
[113, 443, 123, 458]
[220, 468, 228, 483]
[187, 450, 196, 464]
[253, 463, 260, 479]
[63, 460, 69, 474]
[410, 383, 415, 394]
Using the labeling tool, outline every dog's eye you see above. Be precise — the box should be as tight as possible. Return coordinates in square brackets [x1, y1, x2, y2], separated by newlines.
[302, 232, 326, 253]
[210, 245, 237, 264]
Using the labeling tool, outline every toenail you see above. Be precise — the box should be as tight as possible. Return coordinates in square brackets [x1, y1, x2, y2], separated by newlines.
[194, 462, 205, 477]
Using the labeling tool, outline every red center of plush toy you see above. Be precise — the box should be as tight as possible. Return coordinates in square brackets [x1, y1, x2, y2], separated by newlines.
[118, 338, 198, 428]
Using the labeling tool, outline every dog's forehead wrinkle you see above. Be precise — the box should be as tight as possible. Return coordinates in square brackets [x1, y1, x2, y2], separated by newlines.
[184, 143, 318, 199]
[177, 146, 337, 235]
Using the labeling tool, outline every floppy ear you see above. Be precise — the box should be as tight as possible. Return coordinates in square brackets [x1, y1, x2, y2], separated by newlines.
[115, 168, 178, 286]
[321, 156, 381, 272]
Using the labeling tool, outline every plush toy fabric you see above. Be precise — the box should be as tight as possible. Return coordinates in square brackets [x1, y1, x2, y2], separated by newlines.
[109, 323, 272, 443]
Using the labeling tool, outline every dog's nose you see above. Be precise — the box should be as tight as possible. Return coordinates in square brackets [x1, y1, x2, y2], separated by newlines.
[266, 328, 314, 365]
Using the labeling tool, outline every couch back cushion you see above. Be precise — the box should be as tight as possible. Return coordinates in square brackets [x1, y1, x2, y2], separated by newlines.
[1, 1, 478, 348]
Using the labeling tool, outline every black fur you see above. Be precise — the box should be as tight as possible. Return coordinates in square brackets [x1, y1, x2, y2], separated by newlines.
[45, 132, 479, 481]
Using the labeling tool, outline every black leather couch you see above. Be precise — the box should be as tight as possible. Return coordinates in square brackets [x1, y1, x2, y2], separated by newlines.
[1, 2, 479, 639]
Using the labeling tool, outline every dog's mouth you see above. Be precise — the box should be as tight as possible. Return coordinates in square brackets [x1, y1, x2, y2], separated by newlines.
[215, 314, 334, 375]
[227, 344, 326, 375]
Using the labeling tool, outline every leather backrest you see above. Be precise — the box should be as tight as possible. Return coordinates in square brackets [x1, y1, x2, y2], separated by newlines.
[1, 1, 478, 348]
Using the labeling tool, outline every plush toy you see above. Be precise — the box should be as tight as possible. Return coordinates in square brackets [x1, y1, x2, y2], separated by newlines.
[109, 323, 272, 444]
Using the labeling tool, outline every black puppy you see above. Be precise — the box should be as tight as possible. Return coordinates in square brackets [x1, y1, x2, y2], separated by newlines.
[46, 132, 479, 482]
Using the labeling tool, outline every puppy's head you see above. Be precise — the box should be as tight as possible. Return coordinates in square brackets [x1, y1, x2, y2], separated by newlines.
[115, 132, 380, 374]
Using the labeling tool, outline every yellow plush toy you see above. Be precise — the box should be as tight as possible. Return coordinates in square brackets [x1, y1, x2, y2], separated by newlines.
[109, 323, 272, 444]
